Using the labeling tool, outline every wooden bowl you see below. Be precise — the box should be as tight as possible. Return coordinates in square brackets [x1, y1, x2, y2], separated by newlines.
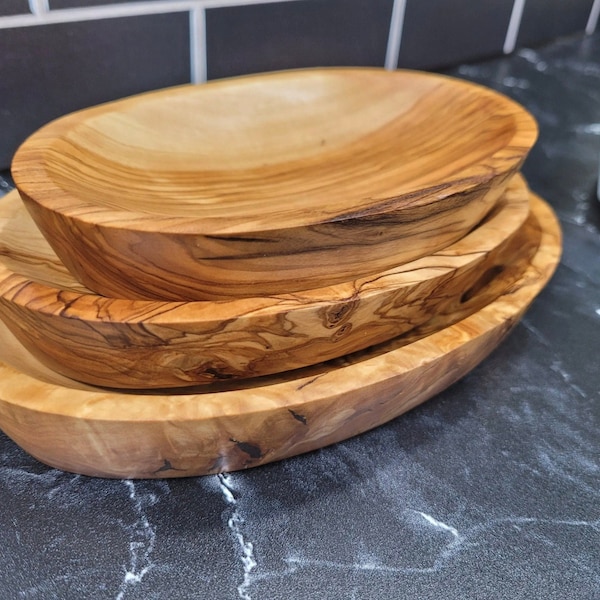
[0, 176, 534, 389]
[0, 192, 561, 478]
[12, 68, 538, 301]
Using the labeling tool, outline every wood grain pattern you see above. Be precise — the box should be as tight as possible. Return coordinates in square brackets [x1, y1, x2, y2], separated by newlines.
[12, 68, 538, 300]
[0, 193, 561, 478]
[0, 176, 534, 389]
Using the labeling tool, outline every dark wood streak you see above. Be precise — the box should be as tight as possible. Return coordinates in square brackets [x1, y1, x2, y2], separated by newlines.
[289, 410, 308, 425]
[152, 459, 185, 474]
[230, 439, 264, 460]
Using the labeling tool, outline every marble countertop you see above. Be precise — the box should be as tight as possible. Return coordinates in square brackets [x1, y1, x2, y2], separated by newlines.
[1, 33, 599, 600]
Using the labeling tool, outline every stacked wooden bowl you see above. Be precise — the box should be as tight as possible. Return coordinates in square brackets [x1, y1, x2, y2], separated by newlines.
[0, 68, 560, 478]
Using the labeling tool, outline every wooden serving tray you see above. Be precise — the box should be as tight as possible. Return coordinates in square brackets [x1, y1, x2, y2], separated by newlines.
[0, 193, 560, 478]
[0, 176, 534, 389]
[12, 68, 537, 300]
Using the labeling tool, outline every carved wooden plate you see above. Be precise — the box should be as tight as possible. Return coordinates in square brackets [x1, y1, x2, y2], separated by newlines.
[0, 176, 534, 389]
[12, 68, 537, 301]
[0, 192, 560, 478]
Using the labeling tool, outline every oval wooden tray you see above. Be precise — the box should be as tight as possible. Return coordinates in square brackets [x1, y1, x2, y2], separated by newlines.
[0, 176, 533, 389]
[12, 68, 538, 301]
[0, 193, 561, 478]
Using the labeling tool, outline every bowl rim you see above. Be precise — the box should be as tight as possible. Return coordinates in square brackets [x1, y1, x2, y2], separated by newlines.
[0, 189, 561, 421]
[0, 174, 531, 326]
[11, 67, 539, 236]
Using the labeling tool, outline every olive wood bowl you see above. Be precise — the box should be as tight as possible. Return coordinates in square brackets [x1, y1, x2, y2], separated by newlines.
[0, 192, 561, 478]
[12, 68, 537, 301]
[0, 176, 533, 389]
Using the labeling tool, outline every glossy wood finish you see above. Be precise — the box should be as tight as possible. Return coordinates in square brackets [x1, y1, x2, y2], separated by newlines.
[0, 193, 561, 478]
[0, 176, 534, 389]
[12, 68, 538, 300]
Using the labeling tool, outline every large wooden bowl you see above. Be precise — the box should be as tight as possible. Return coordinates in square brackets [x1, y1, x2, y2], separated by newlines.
[0, 192, 561, 478]
[12, 68, 538, 301]
[0, 176, 534, 389]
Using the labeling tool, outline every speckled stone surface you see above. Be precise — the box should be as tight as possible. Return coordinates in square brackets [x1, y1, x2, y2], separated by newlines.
[1, 33, 599, 600]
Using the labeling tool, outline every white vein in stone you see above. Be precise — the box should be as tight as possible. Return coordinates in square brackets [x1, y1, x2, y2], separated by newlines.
[283, 515, 600, 576]
[46, 474, 81, 500]
[115, 481, 156, 600]
[413, 511, 460, 539]
[520, 318, 588, 400]
[218, 474, 257, 600]
[12, 517, 21, 545]
[549, 361, 588, 399]
[517, 48, 548, 71]
[502, 76, 531, 89]
[536, 449, 600, 499]
[574, 123, 600, 135]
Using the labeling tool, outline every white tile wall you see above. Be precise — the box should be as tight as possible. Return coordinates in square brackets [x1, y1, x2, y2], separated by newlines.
[1, 0, 597, 84]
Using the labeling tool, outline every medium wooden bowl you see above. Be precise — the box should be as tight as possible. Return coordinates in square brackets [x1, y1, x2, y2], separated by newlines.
[0, 176, 533, 389]
[12, 68, 538, 301]
[0, 193, 561, 478]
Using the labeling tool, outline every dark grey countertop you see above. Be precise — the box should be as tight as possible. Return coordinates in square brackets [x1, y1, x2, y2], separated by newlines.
[1, 32, 600, 600]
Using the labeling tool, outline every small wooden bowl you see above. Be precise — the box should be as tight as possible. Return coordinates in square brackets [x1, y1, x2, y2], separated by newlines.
[12, 68, 538, 301]
[0, 176, 533, 389]
[0, 192, 561, 478]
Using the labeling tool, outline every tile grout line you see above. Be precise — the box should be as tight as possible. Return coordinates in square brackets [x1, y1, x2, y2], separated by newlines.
[1, 1, 200, 29]
[587, 0, 600, 34]
[204, 0, 303, 7]
[503, 0, 526, 54]
[384, 0, 407, 70]
[27, 0, 49, 15]
[0, 0, 304, 30]
[189, 7, 207, 83]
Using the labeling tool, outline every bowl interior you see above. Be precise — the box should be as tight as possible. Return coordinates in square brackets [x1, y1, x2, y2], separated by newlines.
[13, 69, 537, 233]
